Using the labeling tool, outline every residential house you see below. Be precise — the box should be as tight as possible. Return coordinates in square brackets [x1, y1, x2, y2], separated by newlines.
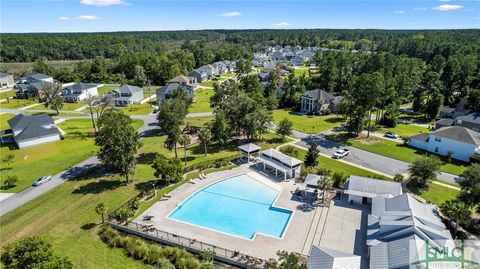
[156, 83, 195, 105]
[300, 89, 342, 114]
[291, 55, 305, 66]
[168, 75, 197, 88]
[307, 246, 360, 269]
[196, 65, 216, 77]
[438, 98, 471, 118]
[253, 57, 264, 67]
[455, 112, 480, 132]
[212, 61, 227, 74]
[367, 194, 452, 269]
[409, 126, 480, 162]
[263, 62, 276, 73]
[0, 72, 14, 88]
[61, 83, 98, 103]
[223, 61, 235, 72]
[258, 72, 269, 82]
[15, 81, 53, 99]
[343, 176, 402, 204]
[7, 113, 60, 148]
[19, 73, 53, 84]
[188, 70, 208, 83]
[435, 118, 455, 130]
[108, 85, 144, 106]
[309, 58, 317, 67]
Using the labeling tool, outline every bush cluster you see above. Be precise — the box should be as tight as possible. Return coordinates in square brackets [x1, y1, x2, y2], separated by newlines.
[99, 226, 213, 269]
[184, 154, 241, 172]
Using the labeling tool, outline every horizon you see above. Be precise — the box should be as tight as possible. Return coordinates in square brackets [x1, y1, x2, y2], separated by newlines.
[1, 0, 479, 33]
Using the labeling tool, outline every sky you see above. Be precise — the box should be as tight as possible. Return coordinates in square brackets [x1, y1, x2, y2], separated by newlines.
[1, 0, 479, 32]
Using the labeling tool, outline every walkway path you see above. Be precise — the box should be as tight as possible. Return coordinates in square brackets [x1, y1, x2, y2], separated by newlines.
[18, 102, 44, 110]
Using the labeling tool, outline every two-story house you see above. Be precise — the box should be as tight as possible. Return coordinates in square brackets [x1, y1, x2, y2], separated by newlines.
[7, 113, 60, 148]
[0, 72, 15, 88]
[188, 70, 208, 83]
[300, 89, 341, 114]
[108, 85, 144, 106]
[156, 76, 197, 105]
[61, 83, 98, 102]
[409, 126, 480, 162]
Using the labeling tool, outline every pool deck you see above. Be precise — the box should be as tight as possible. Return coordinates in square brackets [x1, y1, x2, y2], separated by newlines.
[135, 164, 367, 260]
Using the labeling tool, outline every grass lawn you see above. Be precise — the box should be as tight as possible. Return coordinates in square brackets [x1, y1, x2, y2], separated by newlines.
[189, 88, 213, 113]
[377, 124, 430, 138]
[183, 116, 213, 128]
[199, 80, 216, 87]
[410, 184, 459, 206]
[273, 109, 345, 134]
[0, 113, 14, 130]
[27, 102, 87, 111]
[0, 119, 143, 193]
[220, 73, 235, 78]
[121, 103, 154, 115]
[327, 133, 468, 176]
[398, 113, 435, 125]
[0, 98, 40, 109]
[0, 90, 16, 100]
[97, 85, 117, 94]
[294, 68, 309, 77]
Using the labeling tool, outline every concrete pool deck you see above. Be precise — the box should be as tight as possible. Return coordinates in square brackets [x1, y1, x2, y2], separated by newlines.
[136, 164, 368, 260]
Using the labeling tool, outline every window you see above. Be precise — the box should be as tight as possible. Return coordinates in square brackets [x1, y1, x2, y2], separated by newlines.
[435, 147, 439, 153]
[434, 137, 442, 142]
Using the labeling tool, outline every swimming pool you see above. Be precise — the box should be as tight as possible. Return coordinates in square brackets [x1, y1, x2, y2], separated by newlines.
[169, 174, 292, 240]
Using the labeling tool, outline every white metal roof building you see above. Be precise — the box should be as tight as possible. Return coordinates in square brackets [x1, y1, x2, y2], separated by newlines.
[307, 245, 361, 269]
[256, 148, 302, 180]
[344, 176, 402, 204]
[238, 143, 261, 164]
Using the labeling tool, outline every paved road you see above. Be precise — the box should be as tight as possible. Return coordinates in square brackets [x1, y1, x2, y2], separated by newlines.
[0, 156, 99, 216]
[293, 130, 457, 184]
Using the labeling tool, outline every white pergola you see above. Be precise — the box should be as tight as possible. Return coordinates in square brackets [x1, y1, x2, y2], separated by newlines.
[238, 143, 261, 164]
[256, 148, 303, 181]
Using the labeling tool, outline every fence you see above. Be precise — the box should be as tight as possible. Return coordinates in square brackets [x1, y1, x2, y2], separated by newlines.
[108, 221, 265, 268]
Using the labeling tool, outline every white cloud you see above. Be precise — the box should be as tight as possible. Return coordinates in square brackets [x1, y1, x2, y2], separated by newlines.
[433, 4, 464, 11]
[80, 0, 125, 6]
[58, 16, 71, 21]
[76, 15, 99, 20]
[438, 0, 451, 2]
[220, 11, 242, 17]
[394, 10, 405, 14]
[414, 7, 428, 11]
[274, 22, 290, 26]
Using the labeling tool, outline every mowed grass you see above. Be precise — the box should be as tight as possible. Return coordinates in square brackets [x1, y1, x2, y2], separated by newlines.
[183, 116, 213, 128]
[27, 102, 87, 111]
[0, 113, 14, 130]
[121, 103, 154, 115]
[189, 88, 213, 113]
[273, 109, 345, 134]
[0, 119, 143, 192]
[378, 124, 430, 138]
[0, 98, 40, 109]
[293, 68, 309, 77]
[0, 90, 16, 100]
[410, 183, 459, 206]
[199, 80, 215, 87]
[97, 85, 118, 94]
[328, 133, 468, 176]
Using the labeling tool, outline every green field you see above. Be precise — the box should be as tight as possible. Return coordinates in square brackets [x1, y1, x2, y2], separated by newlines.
[199, 80, 215, 87]
[411, 184, 459, 206]
[0, 90, 16, 100]
[0, 98, 40, 109]
[273, 109, 345, 134]
[0, 113, 14, 130]
[293, 68, 309, 77]
[97, 85, 118, 94]
[0, 119, 143, 192]
[328, 133, 468, 176]
[378, 124, 430, 138]
[183, 116, 213, 128]
[121, 103, 154, 115]
[27, 101, 87, 111]
[189, 88, 213, 113]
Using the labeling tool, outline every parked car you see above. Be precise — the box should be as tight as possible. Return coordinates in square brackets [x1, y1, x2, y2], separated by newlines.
[32, 175, 52, 187]
[333, 149, 349, 159]
[397, 119, 412, 125]
[384, 132, 399, 139]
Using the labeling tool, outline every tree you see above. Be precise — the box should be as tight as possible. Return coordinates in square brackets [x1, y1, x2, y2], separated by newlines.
[179, 134, 191, 169]
[466, 89, 480, 111]
[446, 150, 454, 163]
[457, 164, 480, 206]
[304, 146, 319, 167]
[151, 154, 182, 184]
[165, 126, 181, 158]
[408, 156, 441, 189]
[317, 173, 333, 203]
[440, 199, 471, 238]
[264, 251, 307, 269]
[198, 127, 211, 156]
[41, 82, 64, 115]
[393, 173, 405, 183]
[95, 110, 140, 182]
[3, 175, 19, 188]
[2, 153, 14, 168]
[211, 111, 230, 146]
[1, 236, 73, 269]
[276, 118, 293, 140]
[95, 203, 107, 224]
[133, 65, 147, 87]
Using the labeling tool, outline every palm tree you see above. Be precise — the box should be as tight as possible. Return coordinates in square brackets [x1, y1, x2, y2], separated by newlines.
[198, 127, 211, 156]
[317, 175, 333, 203]
[440, 199, 471, 238]
[179, 134, 191, 168]
[95, 203, 107, 224]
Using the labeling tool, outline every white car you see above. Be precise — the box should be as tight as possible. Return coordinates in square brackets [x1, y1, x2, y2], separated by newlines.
[333, 149, 349, 159]
[32, 175, 52, 187]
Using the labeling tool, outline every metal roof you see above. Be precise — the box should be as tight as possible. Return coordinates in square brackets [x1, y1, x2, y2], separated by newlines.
[260, 148, 303, 167]
[307, 245, 361, 269]
[304, 174, 321, 187]
[344, 176, 402, 198]
[238, 143, 261, 154]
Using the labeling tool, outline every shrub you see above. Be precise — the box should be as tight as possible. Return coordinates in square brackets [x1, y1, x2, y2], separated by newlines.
[470, 154, 480, 164]
[332, 172, 347, 188]
[156, 258, 175, 269]
[198, 250, 214, 263]
[280, 145, 299, 158]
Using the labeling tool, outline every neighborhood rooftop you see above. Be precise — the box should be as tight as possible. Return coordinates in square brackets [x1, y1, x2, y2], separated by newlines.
[344, 175, 402, 199]
[432, 126, 480, 145]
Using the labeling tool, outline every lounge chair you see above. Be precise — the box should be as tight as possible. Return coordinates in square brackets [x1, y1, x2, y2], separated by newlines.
[189, 178, 196, 184]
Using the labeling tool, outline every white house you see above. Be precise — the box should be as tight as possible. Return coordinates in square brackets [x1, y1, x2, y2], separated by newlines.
[19, 73, 54, 84]
[0, 72, 15, 88]
[7, 114, 60, 148]
[61, 83, 98, 103]
[408, 126, 480, 162]
[344, 176, 402, 204]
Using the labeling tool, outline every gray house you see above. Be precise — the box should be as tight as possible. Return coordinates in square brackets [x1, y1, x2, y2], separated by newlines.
[108, 85, 144, 106]
[15, 81, 53, 99]
[7, 113, 60, 148]
[156, 83, 195, 105]
[455, 112, 480, 132]
[0, 72, 14, 88]
[18, 73, 53, 84]
[291, 55, 305, 66]
[300, 89, 341, 114]
[188, 70, 208, 83]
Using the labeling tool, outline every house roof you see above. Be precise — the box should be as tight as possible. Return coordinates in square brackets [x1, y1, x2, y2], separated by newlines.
[0, 72, 12, 78]
[65, 83, 97, 91]
[432, 126, 480, 145]
[8, 113, 54, 130]
[156, 83, 192, 97]
[307, 245, 360, 269]
[168, 75, 194, 85]
[238, 143, 261, 154]
[303, 89, 334, 101]
[440, 107, 455, 113]
[197, 65, 214, 72]
[261, 148, 303, 167]
[455, 112, 480, 125]
[436, 118, 454, 127]
[304, 174, 321, 187]
[114, 85, 143, 94]
[344, 176, 402, 198]
[24, 72, 51, 81]
[409, 132, 429, 142]
[15, 122, 59, 141]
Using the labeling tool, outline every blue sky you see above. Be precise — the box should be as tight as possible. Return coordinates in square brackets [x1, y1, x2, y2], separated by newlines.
[1, 0, 479, 32]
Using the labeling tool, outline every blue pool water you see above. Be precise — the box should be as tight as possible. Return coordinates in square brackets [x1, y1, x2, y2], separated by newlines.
[169, 174, 292, 239]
